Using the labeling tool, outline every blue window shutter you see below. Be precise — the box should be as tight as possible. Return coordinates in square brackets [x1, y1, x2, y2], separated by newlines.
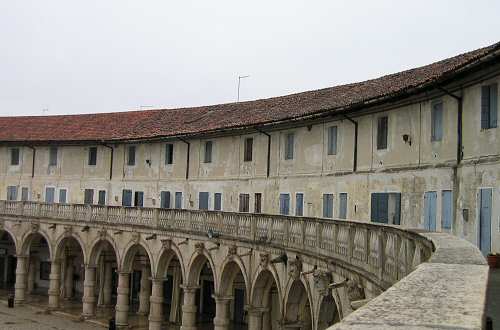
[441, 190, 452, 230]
[161, 191, 171, 208]
[199, 192, 209, 210]
[214, 193, 222, 211]
[371, 194, 378, 222]
[175, 192, 182, 209]
[393, 193, 401, 225]
[295, 193, 304, 216]
[490, 83, 498, 128]
[481, 86, 491, 129]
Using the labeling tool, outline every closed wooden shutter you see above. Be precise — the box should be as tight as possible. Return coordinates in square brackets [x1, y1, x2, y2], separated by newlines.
[98, 190, 106, 205]
[84, 189, 94, 205]
[279, 193, 290, 215]
[199, 192, 209, 210]
[122, 189, 133, 207]
[481, 85, 491, 129]
[431, 101, 443, 141]
[161, 191, 171, 208]
[328, 126, 338, 155]
[175, 192, 183, 209]
[295, 193, 304, 216]
[214, 193, 222, 211]
[254, 193, 262, 213]
[244, 138, 253, 162]
[323, 194, 333, 218]
[490, 83, 498, 128]
[377, 117, 388, 149]
[339, 193, 347, 219]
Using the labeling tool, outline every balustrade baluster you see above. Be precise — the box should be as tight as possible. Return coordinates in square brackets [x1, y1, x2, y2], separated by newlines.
[378, 229, 385, 280]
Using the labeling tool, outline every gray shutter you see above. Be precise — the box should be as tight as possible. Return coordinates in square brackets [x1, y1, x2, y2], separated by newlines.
[199, 192, 209, 210]
[214, 193, 222, 211]
[490, 83, 498, 128]
[379, 193, 389, 224]
[295, 193, 304, 216]
[481, 85, 491, 129]
[393, 193, 401, 225]
[175, 192, 182, 209]
[98, 190, 106, 205]
[339, 193, 347, 219]
[161, 191, 171, 208]
[371, 194, 378, 222]
[328, 126, 338, 155]
[441, 190, 452, 230]
[122, 190, 132, 207]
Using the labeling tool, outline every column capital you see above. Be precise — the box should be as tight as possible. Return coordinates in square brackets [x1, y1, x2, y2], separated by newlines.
[212, 294, 234, 303]
[245, 305, 270, 316]
[180, 285, 200, 293]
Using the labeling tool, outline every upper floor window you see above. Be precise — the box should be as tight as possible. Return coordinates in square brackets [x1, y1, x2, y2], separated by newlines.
[481, 83, 498, 129]
[214, 192, 222, 211]
[7, 186, 17, 201]
[431, 101, 443, 141]
[339, 193, 348, 219]
[88, 147, 97, 166]
[127, 145, 136, 166]
[254, 193, 262, 213]
[165, 144, 174, 165]
[161, 191, 171, 209]
[295, 193, 304, 216]
[284, 133, 294, 160]
[377, 116, 388, 150]
[239, 193, 250, 212]
[45, 187, 55, 204]
[323, 193, 334, 218]
[279, 193, 290, 215]
[204, 141, 213, 163]
[175, 192, 183, 209]
[199, 192, 209, 210]
[49, 147, 58, 166]
[327, 126, 338, 155]
[10, 148, 20, 166]
[244, 138, 253, 162]
[98, 190, 106, 205]
[84, 189, 94, 205]
[21, 187, 29, 201]
[122, 189, 133, 207]
[59, 189, 67, 204]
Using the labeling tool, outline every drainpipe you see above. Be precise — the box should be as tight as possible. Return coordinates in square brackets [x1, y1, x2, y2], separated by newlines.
[178, 137, 190, 179]
[255, 127, 271, 177]
[102, 144, 114, 180]
[342, 114, 358, 172]
[26, 146, 36, 178]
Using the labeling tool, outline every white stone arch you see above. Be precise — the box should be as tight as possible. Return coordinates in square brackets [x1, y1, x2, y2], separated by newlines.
[120, 239, 155, 274]
[250, 264, 283, 315]
[88, 235, 121, 268]
[186, 247, 218, 289]
[283, 275, 315, 329]
[217, 255, 250, 303]
[19, 228, 53, 259]
[154, 241, 186, 282]
[53, 232, 87, 264]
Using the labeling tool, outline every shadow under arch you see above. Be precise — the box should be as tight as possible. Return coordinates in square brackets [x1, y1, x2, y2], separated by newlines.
[218, 256, 250, 302]
[316, 294, 341, 330]
[0, 227, 17, 253]
[121, 240, 155, 274]
[88, 236, 121, 268]
[53, 233, 87, 264]
[155, 242, 186, 282]
[283, 277, 314, 330]
[250, 266, 283, 329]
[186, 249, 218, 289]
[20, 229, 53, 259]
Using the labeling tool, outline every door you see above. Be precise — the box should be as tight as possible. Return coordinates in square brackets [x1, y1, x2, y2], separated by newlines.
[423, 192, 437, 231]
[134, 191, 144, 207]
[45, 187, 55, 204]
[479, 188, 492, 255]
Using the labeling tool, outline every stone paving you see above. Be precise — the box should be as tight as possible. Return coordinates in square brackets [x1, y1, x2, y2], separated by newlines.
[486, 268, 500, 330]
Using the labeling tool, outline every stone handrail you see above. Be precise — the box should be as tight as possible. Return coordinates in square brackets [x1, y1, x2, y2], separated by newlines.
[0, 200, 433, 289]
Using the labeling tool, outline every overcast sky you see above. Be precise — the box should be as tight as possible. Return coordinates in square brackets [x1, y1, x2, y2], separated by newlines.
[1, 1, 499, 117]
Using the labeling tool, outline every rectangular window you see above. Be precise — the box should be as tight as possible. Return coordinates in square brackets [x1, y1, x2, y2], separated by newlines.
[84, 189, 94, 205]
[98, 190, 106, 206]
[214, 193, 222, 211]
[88, 147, 97, 166]
[199, 192, 209, 210]
[127, 146, 136, 166]
[284, 133, 294, 160]
[21, 187, 29, 201]
[204, 141, 213, 163]
[339, 193, 348, 219]
[244, 138, 253, 162]
[279, 193, 290, 215]
[49, 147, 58, 166]
[481, 83, 498, 129]
[10, 148, 20, 166]
[165, 144, 174, 165]
[45, 187, 55, 204]
[122, 189, 133, 207]
[160, 191, 171, 209]
[327, 126, 338, 155]
[323, 194, 334, 218]
[239, 194, 250, 212]
[7, 186, 17, 201]
[175, 192, 183, 209]
[134, 191, 144, 207]
[254, 193, 262, 213]
[371, 193, 401, 225]
[441, 190, 453, 230]
[295, 193, 304, 216]
[431, 101, 443, 141]
[377, 116, 388, 150]
[59, 189, 67, 204]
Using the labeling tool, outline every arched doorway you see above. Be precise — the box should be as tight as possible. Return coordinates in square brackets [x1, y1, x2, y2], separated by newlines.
[0, 230, 16, 292]
[317, 295, 340, 329]
[250, 269, 281, 330]
[117, 243, 153, 329]
[284, 280, 313, 330]
[218, 260, 248, 329]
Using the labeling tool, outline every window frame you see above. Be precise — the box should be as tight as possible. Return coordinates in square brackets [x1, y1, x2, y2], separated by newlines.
[254, 193, 262, 213]
[88, 146, 98, 166]
[165, 143, 174, 165]
[84, 189, 94, 205]
[98, 190, 106, 206]
[127, 145, 136, 166]
[239, 193, 250, 213]
[376, 116, 388, 150]
[431, 100, 444, 142]
[10, 148, 20, 166]
[49, 146, 58, 166]
[204, 141, 213, 163]
[199, 192, 210, 210]
[481, 83, 498, 130]
[214, 192, 222, 211]
[58, 188, 68, 204]
[45, 186, 56, 204]
[327, 126, 338, 155]
[284, 133, 295, 160]
[323, 193, 334, 218]
[244, 137, 253, 162]
[279, 193, 291, 215]
[175, 192, 183, 209]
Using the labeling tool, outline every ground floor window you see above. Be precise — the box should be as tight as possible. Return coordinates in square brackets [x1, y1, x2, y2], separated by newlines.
[371, 192, 401, 225]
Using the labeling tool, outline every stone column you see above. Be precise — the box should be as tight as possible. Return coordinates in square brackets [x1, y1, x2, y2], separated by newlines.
[137, 265, 151, 315]
[102, 262, 113, 306]
[48, 260, 61, 310]
[64, 259, 74, 299]
[169, 266, 181, 323]
[14, 255, 28, 305]
[115, 272, 130, 328]
[82, 266, 97, 317]
[148, 278, 164, 330]
[213, 295, 233, 330]
[247, 307, 266, 330]
[27, 257, 36, 295]
[180, 285, 199, 330]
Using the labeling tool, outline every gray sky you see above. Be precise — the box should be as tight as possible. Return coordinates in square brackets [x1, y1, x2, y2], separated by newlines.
[1, 1, 499, 117]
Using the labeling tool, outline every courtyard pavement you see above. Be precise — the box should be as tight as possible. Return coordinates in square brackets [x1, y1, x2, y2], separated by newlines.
[486, 268, 500, 330]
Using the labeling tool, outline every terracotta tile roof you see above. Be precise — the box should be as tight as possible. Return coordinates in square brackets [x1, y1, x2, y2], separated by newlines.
[1, 41, 499, 144]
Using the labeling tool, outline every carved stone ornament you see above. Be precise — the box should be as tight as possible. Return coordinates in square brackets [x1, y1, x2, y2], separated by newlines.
[30, 222, 39, 233]
[227, 245, 237, 259]
[259, 253, 270, 269]
[195, 242, 205, 254]
[288, 257, 303, 280]
[63, 225, 73, 237]
[347, 279, 366, 301]
[313, 269, 332, 296]
[131, 232, 140, 244]
[98, 228, 107, 239]
[161, 239, 172, 250]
